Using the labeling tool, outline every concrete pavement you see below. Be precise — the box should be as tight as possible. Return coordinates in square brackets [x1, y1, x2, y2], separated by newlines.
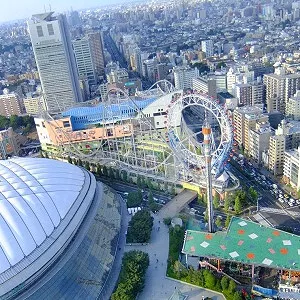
[125, 212, 224, 300]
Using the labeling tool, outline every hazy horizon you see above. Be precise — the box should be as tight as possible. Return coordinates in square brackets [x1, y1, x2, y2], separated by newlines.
[0, 0, 134, 23]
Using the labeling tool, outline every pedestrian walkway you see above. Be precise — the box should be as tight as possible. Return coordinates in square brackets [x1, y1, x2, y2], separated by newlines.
[252, 212, 274, 227]
[159, 189, 197, 219]
[124, 212, 224, 300]
[259, 206, 300, 218]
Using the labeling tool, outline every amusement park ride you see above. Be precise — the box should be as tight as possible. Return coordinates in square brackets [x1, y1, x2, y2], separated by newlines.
[38, 80, 234, 232]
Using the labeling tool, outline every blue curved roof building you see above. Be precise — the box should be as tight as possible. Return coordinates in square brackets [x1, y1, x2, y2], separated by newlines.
[62, 97, 156, 130]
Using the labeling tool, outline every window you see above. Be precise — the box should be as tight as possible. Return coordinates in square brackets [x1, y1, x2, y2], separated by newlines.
[47, 24, 54, 35]
[36, 25, 44, 37]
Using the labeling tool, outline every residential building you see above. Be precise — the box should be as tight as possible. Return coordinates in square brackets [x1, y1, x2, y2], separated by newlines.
[0, 93, 22, 117]
[268, 134, 286, 175]
[143, 59, 157, 83]
[173, 66, 199, 90]
[268, 120, 300, 175]
[0, 128, 27, 159]
[283, 147, 300, 190]
[232, 106, 268, 153]
[201, 40, 214, 57]
[23, 95, 43, 115]
[107, 68, 129, 84]
[192, 77, 217, 98]
[214, 72, 227, 91]
[233, 81, 265, 106]
[248, 122, 273, 164]
[28, 12, 83, 112]
[285, 90, 300, 120]
[264, 68, 300, 113]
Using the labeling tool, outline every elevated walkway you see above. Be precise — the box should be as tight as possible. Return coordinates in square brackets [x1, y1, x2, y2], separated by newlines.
[159, 189, 197, 218]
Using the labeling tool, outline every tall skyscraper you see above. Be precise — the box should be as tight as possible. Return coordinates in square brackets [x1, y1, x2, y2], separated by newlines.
[28, 12, 83, 112]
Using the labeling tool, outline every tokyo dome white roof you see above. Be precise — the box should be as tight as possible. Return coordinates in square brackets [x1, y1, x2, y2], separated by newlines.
[0, 158, 85, 274]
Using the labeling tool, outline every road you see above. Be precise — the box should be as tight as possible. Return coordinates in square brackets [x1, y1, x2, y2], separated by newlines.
[228, 161, 300, 232]
[103, 32, 127, 68]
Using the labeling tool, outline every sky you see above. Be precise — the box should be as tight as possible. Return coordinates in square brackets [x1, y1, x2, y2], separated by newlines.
[0, 0, 132, 23]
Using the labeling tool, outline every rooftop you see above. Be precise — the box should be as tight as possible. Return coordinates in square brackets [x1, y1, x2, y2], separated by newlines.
[182, 217, 300, 271]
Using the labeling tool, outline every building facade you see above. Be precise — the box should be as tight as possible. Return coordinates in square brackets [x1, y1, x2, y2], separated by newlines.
[0, 93, 22, 117]
[173, 66, 199, 90]
[192, 77, 217, 98]
[285, 90, 300, 121]
[232, 106, 268, 153]
[28, 12, 83, 112]
[264, 68, 300, 114]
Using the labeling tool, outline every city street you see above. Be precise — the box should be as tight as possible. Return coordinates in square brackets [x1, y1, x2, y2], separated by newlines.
[227, 162, 300, 232]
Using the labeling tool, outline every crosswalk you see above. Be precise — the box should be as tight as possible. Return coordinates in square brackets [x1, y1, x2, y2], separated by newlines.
[259, 206, 300, 218]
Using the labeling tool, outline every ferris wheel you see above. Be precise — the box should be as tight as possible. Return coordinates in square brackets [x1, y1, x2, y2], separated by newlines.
[166, 93, 233, 180]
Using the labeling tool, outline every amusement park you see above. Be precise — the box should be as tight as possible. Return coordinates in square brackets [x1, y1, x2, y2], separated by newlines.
[34, 80, 300, 299]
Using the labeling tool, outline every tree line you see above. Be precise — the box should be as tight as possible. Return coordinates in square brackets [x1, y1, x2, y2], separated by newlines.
[111, 250, 149, 300]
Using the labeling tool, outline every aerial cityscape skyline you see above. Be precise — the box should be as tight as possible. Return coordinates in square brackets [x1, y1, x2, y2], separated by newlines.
[0, 0, 134, 23]
[0, 0, 300, 299]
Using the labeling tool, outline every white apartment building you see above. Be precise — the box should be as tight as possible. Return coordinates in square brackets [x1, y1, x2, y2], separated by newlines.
[192, 77, 217, 98]
[248, 122, 273, 164]
[232, 106, 268, 153]
[107, 68, 129, 84]
[264, 68, 300, 114]
[173, 66, 199, 90]
[267, 120, 300, 175]
[28, 12, 83, 112]
[283, 147, 300, 190]
[201, 40, 214, 57]
[285, 90, 300, 120]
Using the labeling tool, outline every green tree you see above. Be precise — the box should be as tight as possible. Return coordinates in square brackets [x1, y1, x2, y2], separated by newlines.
[78, 159, 83, 167]
[137, 176, 142, 188]
[221, 276, 229, 291]
[111, 250, 149, 300]
[102, 165, 108, 177]
[203, 270, 216, 289]
[191, 62, 210, 74]
[157, 182, 161, 191]
[146, 178, 153, 190]
[249, 186, 258, 203]
[234, 196, 242, 214]
[9, 115, 22, 129]
[228, 280, 236, 293]
[215, 217, 222, 228]
[122, 170, 128, 182]
[0, 115, 9, 130]
[213, 193, 220, 208]
[108, 167, 115, 179]
[164, 182, 168, 193]
[225, 215, 231, 228]
[115, 169, 120, 180]
[84, 161, 90, 171]
[204, 210, 208, 222]
[233, 291, 243, 300]
[127, 191, 143, 208]
[126, 210, 153, 243]
[224, 197, 231, 211]
[96, 164, 102, 176]
[67, 156, 72, 164]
